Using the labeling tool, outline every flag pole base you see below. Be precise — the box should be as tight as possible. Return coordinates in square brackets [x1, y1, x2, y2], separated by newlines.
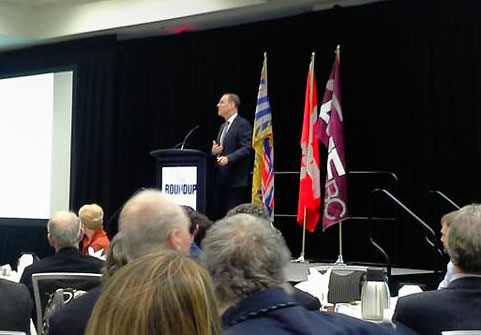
[292, 253, 309, 263]
[334, 254, 345, 265]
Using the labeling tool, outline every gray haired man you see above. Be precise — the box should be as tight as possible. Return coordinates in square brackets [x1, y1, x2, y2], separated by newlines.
[393, 204, 481, 334]
[19, 211, 104, 326]
[202, 214, 390, 335]
[119, 188, 191, 259]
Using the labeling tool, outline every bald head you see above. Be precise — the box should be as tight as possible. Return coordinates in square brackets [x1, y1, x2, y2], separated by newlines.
[47, 211, 82, 251]
[119, 189, 191, 260]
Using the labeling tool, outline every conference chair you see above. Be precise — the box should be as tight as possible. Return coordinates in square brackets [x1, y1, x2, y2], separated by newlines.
[32, 272, 102, 334]
[327, 266, 367, 304]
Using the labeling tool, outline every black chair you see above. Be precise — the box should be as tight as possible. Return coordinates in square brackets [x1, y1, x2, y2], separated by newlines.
[32, 272, 102, 335]
[327, 266, 367, 304]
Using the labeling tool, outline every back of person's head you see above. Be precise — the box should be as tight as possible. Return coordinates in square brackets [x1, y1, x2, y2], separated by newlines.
[182, 206, 213, 247]
[448, 204, 481, 272]
[119, 189, 191, 260]
[78, 203, 104, 231]
[102, 232, 128, 283]
[47, 211, 82, 250]
[201, 213, 290, 307]
[226, 203, 270, 221]
[86, 250, 221, 335]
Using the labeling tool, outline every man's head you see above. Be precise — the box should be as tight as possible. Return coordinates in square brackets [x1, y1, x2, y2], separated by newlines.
[217, 93, 240, 120]
[78, 203, 104, 232]
[226, 203, 270, 222]
[181, 206, 213, 247]
[440, 210, 458, 252]
[119, 189, 191, 261]
[448, 204, 481, 272]
[202, 214, 290, 308]
[47, 211, 82, 252]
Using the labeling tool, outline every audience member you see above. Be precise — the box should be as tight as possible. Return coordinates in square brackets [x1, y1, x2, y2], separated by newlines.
[20, 211, 103, 303]
[86, 250, 221, 335]
[393, 204, 481, 334]
[438, 210, 458, 289]
[202, 214, 390, 335]
[226, 202, 270, 221]
[182, 205, 213, 257]
[79, 203, 110, 257]
[48, 189, 191, 335]
[0, 278, 32, 334]
[48, 232, 127, 335]
[119, 189, 191, 260]
[225, 202, 321, 311]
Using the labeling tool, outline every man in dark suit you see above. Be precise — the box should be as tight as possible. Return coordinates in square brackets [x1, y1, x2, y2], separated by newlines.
[393, 204, 481, 335]
[0, 279, 32, 334]
[211, 93, 252, 218]
[19, 211, 104, 327]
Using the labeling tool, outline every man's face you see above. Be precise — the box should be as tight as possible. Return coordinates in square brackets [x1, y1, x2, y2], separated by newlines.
[440, 221, 450, 252]
[217, 94, 234, 119]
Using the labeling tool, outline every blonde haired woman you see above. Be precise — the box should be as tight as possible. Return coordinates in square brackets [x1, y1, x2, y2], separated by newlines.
[86, 250, 221, 335]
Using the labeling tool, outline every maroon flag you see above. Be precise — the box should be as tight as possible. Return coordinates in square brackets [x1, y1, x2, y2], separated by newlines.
[318, 46, 349, 231]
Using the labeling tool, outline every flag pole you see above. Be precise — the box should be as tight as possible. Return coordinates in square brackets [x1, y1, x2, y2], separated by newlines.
[335, 221, 344, 264]
[294, 52, 316, 264]
[331, 44, 345, 265]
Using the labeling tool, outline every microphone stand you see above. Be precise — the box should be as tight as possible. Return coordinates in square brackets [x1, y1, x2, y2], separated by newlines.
[180, 125, 200, 150]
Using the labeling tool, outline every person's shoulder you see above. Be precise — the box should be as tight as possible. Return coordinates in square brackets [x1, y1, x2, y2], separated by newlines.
[21, 256, 52, 274]
[314, 311, 391, 334]
[397, 289, 443, 307]
[237, 115, 251, 125]
[81, 254, 105, 266]
[0, 278, 29, 294]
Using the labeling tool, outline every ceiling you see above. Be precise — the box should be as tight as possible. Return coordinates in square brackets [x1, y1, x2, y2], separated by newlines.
[0, 0, 384, 51]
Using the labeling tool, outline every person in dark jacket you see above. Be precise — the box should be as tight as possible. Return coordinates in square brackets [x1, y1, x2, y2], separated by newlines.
[19, 211, 104, 328]
[0, 278, 32, 334]
[393, 204, 481, 335]
[202, 214, 391, 335]
[211, 93, 252, 218]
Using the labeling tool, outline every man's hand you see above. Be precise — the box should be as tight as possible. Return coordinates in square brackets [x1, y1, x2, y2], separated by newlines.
[217, 156, 229, 166]
[212, 140, 224, 155]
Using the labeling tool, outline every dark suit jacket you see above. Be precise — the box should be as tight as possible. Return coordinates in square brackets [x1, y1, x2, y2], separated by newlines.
[222, 288, 390, 335]
[48, 285, 103, 335]
[20, 247, 104, 299]
[216, 115, 252, 188]
[19, 247, 104, 326]
[0, 279, 32, 334]
[393, 276, 481, 335]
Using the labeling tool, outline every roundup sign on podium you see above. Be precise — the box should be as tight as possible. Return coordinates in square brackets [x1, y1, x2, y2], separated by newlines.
[161, 166, 198, 210]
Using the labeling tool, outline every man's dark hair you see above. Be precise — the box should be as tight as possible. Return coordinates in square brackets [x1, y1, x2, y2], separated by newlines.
[182, 206, 214, 246]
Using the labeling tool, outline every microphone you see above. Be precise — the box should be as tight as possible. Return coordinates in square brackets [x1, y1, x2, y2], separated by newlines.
[180, 125, 200, 150]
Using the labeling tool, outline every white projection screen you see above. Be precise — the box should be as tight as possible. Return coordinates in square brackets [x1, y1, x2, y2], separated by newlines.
[0, 71, 73, 220]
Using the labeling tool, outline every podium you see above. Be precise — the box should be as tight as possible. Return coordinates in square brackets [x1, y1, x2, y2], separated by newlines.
[150, 149, 214, 215]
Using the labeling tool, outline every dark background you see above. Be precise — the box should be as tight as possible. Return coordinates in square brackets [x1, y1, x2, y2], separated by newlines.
[0, 0, 477, 270]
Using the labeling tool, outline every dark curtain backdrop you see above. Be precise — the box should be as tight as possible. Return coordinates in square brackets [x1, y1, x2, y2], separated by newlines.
[0, 0, 479, 269]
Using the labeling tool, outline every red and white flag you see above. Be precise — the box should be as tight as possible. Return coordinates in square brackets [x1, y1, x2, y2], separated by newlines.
[318, 46, 349, 231]
[297, 53, 321, 232]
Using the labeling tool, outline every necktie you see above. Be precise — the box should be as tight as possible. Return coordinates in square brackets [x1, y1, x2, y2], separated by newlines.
[219, 121, 229, 145]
